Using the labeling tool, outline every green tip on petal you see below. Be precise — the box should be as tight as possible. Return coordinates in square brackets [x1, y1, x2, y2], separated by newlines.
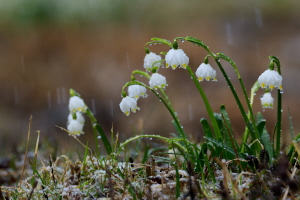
[69, 88, 76, 97]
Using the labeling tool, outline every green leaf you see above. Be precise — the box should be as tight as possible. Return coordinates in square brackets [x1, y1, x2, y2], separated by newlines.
[256, 112, 273, 160]
[184, 36, 208, 49]
[204, 136, 232, 159]
[150, 37, 172, 47]
[200, 118, 213, 138]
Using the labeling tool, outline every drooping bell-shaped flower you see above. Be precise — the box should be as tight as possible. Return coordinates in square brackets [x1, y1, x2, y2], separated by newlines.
[143, 52, 162, 72]
[258, 69, 282, 91]
[149, 73, 167, 89]
[128, 85, 148, 99]
[68, 112, 85, 124]
[67, 119, 84, 135]
[119, 96, 139, 116]
[69, 96, 87, 113]
[260, 92, 274, 109]
[165, 49, 189, 69]
[195, 63, 217, 81]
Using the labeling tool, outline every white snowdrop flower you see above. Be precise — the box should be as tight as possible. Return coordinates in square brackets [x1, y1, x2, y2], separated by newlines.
[258, 69, 282, 91]
[69, 96, 87, 113]
[67, 119, 84, 135]
[128, 85, 148, 99]
[165, 49, 189, 69]
[143, 52, 162, 72]
[149, 73, 167, 89]
[119, 96, 139, 116]
[68, 112, 85, 124]
[195, 63, 217, 81]
[260, 92, 274, 109]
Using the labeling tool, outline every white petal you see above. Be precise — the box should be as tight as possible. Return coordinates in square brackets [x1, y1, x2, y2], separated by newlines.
[260, 92, 274, 109]
[143, 52, 161, 71]
[119, 96, 138, 116]
[149, 73, 167, 89]
[165, 49, 189, 69]
[67, 119, 84, 135]
[69, 96, 87, 113]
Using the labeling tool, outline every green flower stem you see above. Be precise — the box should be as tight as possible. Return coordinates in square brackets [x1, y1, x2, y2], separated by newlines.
[186, 66, 222, 140]
[241, 81, 260, 152]
[215, 55, 259, 140]
[182, 37, 258, 142]
[270, 56, 282, 157]
[85, 108, 112, 155]
[131, 70, 151, 79]
[123, 81, 187, 140]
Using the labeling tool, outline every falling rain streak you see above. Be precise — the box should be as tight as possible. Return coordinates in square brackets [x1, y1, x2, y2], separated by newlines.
[47, 91, 52, 109]
[14, 87, 19, 105]
[225, 23, 233, 45]
[91, 98, 96, 115]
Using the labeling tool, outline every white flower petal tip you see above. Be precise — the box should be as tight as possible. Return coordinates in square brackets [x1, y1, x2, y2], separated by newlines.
[128, 85, 148, 99]
[67, 119, 84, 136]
[69, 96, 87, 113]
[165, 49, 189, 69]
[144, 52, 162, 72]
[195, 63, 217, 82]
[258, 69, 282, 91]
[149, 73, 167, 90]
[260, 92, 274, 109]
[119, 96, 139, 116]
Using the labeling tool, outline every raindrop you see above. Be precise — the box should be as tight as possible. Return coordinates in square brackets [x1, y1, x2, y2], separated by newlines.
[254, 93, 256, 95]
[174, 112, 178, 116]
[280, 90, 284, 94]
[181, 39, 185, 43]
[149, 138, 152, 140]
[281, 109, 283, 112]
[262, 109, 265, 112]
[97, 136, 102, 139]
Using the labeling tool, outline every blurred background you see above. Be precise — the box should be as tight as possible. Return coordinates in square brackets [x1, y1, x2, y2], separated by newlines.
[1, 0, 300, 156]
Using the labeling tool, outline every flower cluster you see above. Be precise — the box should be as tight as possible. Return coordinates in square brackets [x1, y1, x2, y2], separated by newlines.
[67, 96, 87, 135]
[257, 68, 282, 109]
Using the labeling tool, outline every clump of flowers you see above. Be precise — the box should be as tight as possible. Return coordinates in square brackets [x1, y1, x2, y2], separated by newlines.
[67, 95, 87, 135]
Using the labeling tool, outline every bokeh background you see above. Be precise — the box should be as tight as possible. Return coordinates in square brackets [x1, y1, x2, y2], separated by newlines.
[1, 0, 300, 155]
